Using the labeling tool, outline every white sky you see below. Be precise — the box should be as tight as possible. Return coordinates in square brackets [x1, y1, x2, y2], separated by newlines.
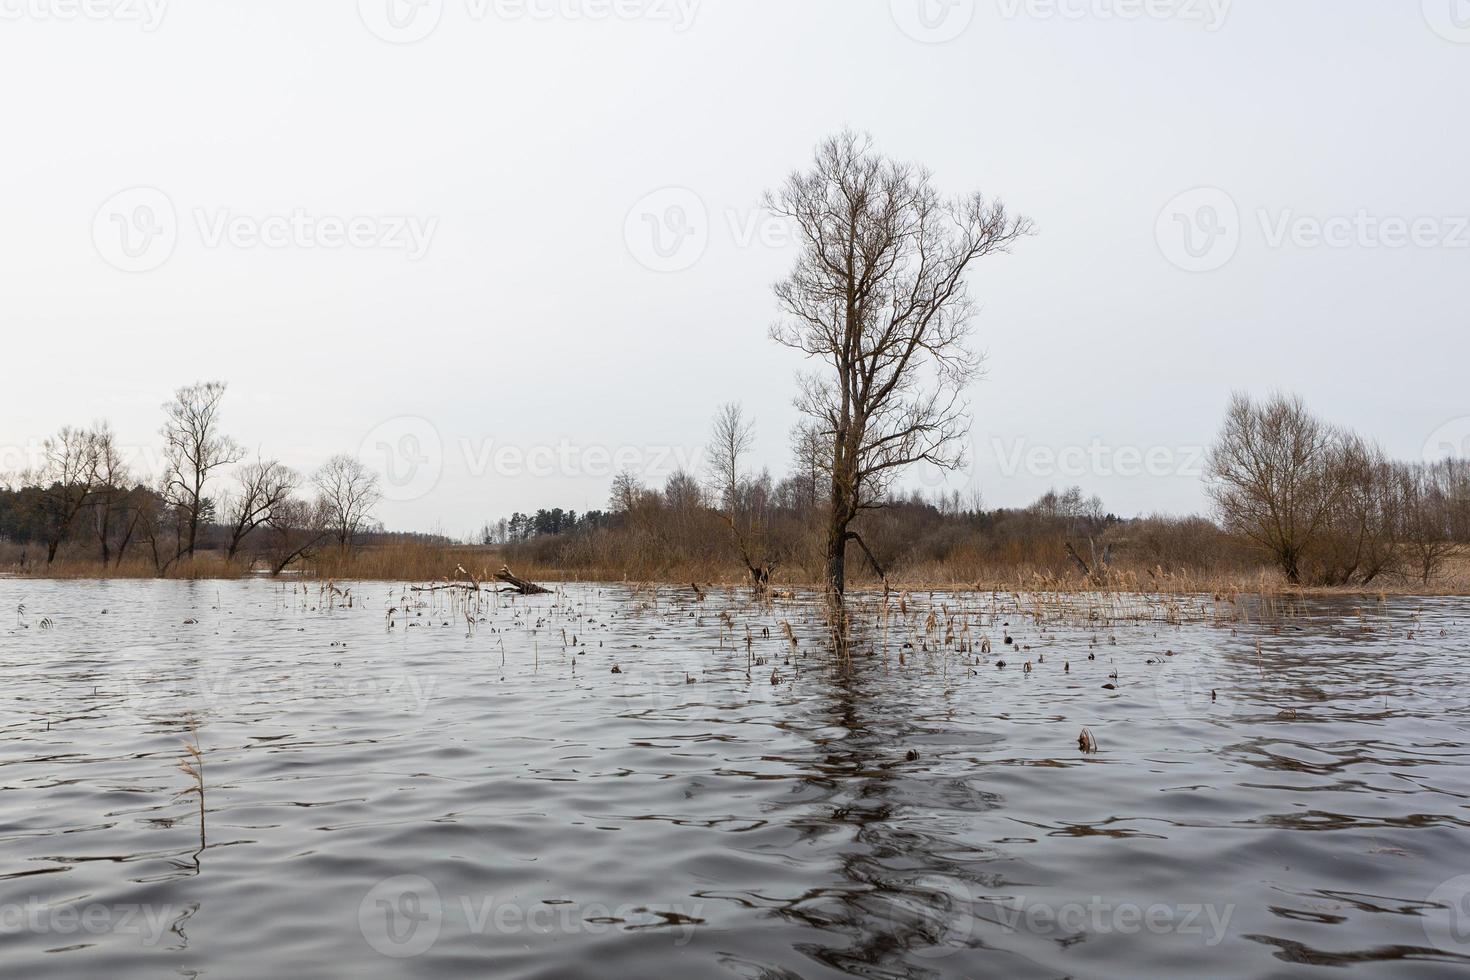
[2, 0, 1467, 537]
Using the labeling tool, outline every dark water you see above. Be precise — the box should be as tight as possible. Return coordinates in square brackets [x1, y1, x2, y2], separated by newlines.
[3, 580, 1470, 979]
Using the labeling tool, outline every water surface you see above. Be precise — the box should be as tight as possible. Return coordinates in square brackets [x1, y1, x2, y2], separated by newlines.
[2, 580, 1469, 978]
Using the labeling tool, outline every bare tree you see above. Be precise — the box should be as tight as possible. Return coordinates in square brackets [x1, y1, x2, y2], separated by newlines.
[160, 381, 243, 560]
[1312, 438, 1401, 586]
[1398, 462, 1456, 585]
[89, 423, 132, 566]
[766, 130, 1032, 599]
[706, 403, 779, 590]
[264, 496, 332, 575]
[1207, 392, 1349, 584]
[314, 455, 382, 549]
[789, 420, 828, 514]
[224, 457, 299, 560]
[609, 469, 645, 514]
[32, 426, 100, 563]
[707, 403, 756, 509]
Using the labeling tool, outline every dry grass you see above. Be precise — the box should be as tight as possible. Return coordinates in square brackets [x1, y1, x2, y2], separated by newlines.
[7, 539, 1469, 598]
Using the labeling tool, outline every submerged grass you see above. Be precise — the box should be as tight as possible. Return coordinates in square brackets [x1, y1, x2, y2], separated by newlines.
[8, 540, 1469, 598]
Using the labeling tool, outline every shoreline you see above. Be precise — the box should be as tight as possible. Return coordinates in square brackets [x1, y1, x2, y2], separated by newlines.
[7, 569, 1468, 599]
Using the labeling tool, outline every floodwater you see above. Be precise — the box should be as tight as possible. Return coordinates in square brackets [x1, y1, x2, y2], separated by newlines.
[2, 580, 1469, 979]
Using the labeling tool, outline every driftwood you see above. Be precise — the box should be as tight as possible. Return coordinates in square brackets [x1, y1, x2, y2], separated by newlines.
[495, 565, 552, 595]
[1065, 539, 1113, 586]
[409, 566, 552, 596]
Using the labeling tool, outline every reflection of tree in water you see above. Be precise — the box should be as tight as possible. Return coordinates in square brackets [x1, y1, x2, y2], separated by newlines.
[760, 653, 1019, 976]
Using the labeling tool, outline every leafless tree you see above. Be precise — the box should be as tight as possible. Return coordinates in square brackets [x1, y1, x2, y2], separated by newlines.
[1397, 462, 1456, 585]
[609, 469, 646, 514]
[224, 457, 299, 560]
[789, 420, 828, 514]
[707, 403, 779, 589]
[1312, 439, 1402, 586]
[160, 381, 243, 560]
[766, 130, 1032, 598]
[32, 426, 100, 563]
[707, 403, 755, 511]
[1208, 392, 1352, 584]
[314, 454, 381, 549]
[263, 496, 332, 575]
[88, 423, 134, 566]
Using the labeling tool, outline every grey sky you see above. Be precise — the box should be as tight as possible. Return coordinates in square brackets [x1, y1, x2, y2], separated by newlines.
[3, 0, 1467, 537]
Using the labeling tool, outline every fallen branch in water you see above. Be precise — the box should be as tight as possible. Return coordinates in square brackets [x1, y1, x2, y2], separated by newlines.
[494, 565, 552, 595]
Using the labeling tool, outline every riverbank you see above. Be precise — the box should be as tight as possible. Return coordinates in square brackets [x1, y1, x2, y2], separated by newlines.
[6, 544, 1470, 598]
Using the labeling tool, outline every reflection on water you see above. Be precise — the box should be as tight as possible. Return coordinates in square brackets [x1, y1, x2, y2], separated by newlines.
[2, 580, 1469, 978]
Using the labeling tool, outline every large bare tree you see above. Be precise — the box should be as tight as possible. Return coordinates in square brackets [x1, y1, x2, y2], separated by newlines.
[160, 381, 243, 560]
[314, 454, 382, 549]
[32, 426, 100, 563]
[767, 130, 1032, 598]
[224, 457, 299, 560]
[1207, 392, 1349, 584]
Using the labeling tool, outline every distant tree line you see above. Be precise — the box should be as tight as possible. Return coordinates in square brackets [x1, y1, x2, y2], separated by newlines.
[0, 382, 386, 575]
[1208, 391, 1470, 586]
[486, 394, 1469, 590]
[478, 508, 610, 544]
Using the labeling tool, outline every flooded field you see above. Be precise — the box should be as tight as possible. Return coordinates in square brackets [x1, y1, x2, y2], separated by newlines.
[2, 580, 1469, 978]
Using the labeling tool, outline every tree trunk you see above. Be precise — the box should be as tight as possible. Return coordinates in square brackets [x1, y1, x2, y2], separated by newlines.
[824, 513, 848, 599]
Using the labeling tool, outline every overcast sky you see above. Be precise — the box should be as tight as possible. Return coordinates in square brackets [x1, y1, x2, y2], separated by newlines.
[2, 0, 1467, 537]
